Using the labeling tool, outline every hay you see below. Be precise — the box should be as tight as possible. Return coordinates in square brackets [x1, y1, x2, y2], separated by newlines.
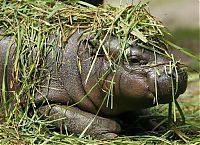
[0, 0, 169, 49]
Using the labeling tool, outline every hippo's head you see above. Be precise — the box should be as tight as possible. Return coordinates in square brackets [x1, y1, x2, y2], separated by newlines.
[112, 42, 188, 108]
[78, 35, 188, 115]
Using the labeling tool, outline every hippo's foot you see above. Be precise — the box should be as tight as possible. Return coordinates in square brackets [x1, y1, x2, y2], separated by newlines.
[119, 109, 165, 135]
[137, 109, 166, 132]
[37, 105, 121, 139]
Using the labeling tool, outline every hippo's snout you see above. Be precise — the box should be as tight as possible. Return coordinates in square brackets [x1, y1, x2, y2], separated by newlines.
[147, 64, 188, 104]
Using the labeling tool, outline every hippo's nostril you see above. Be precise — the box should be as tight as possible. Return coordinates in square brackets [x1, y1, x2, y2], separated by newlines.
[165, 64, 181, 80]
[167, 72, 176, 79]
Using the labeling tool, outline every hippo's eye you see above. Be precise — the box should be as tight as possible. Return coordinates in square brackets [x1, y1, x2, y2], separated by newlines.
[128, 56, 140, 64]
[127, 55, 148, 65]
[130, 58, 140, 63]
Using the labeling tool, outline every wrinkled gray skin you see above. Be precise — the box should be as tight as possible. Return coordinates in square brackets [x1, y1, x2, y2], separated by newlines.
[0, 30, 187, 138]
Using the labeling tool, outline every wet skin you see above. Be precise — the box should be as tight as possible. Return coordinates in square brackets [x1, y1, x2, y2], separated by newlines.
[0, 31, 187, 138]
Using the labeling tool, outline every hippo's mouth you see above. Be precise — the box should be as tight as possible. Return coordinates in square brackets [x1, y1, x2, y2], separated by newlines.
[147, 69, 188, 104]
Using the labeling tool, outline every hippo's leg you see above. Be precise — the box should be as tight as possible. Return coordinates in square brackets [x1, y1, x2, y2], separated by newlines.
[34, 78, 72, 105]
[37, 105, 121, 139]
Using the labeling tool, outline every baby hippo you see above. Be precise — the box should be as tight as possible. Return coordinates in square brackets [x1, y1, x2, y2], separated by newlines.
[0, 31, 187, 138]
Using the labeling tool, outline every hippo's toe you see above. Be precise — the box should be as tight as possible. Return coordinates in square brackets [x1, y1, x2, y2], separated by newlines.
[96, 132, 118, 139]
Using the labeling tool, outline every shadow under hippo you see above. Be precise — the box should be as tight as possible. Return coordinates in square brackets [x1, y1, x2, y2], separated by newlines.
[0, 29, 188, 138]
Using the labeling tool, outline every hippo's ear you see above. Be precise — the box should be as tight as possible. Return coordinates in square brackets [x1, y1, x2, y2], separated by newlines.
[80, 38, 105, 57]
[87, 38, 121, 60]
[79, 35, 121, 60]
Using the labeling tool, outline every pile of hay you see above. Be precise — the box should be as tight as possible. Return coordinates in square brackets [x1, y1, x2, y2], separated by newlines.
[0, 0, 169, 51]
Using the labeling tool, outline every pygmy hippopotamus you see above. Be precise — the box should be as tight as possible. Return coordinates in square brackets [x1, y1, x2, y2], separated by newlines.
[0, 29, 188, 138]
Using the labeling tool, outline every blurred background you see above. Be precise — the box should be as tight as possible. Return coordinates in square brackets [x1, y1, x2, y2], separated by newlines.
[105, 0, 199, 70]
